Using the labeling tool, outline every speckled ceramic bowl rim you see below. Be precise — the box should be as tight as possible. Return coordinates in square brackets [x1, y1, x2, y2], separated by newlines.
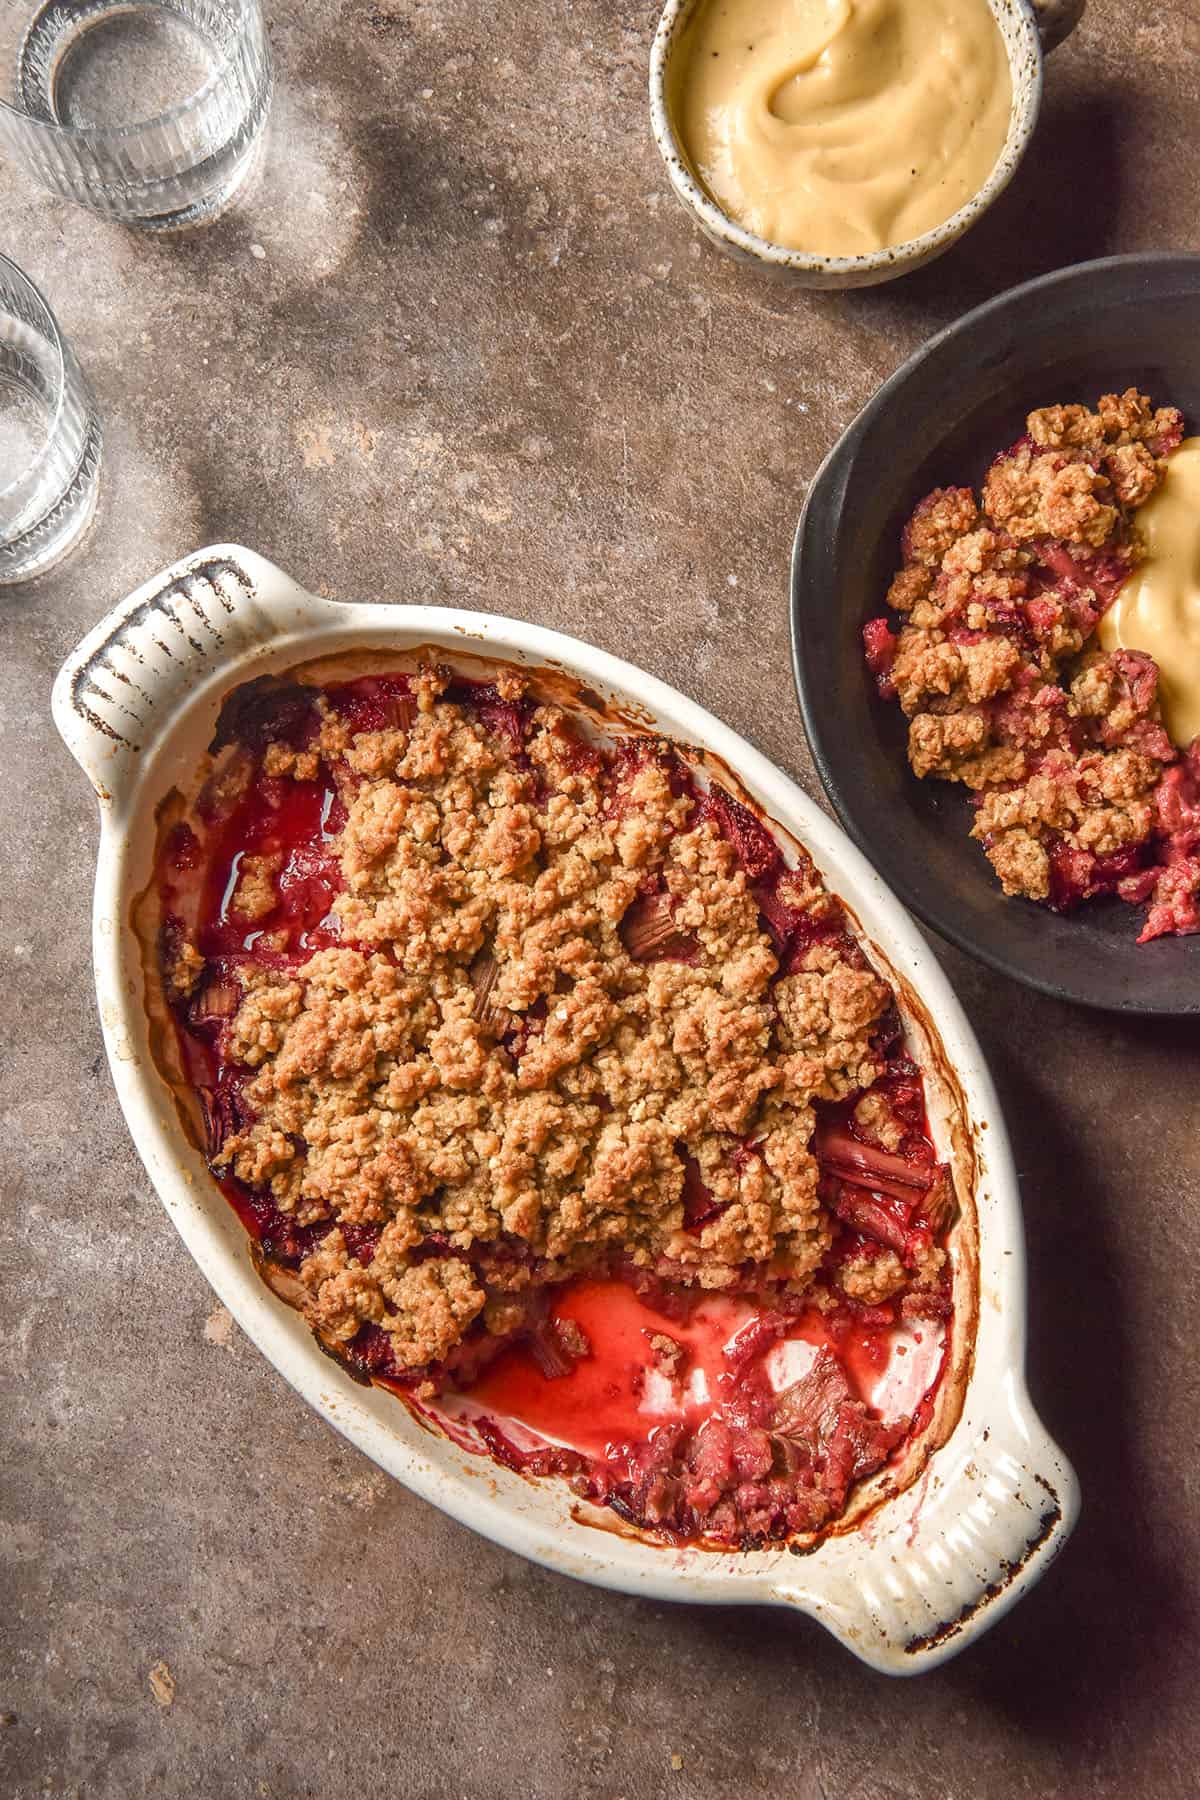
[648, 0, 1044, 278]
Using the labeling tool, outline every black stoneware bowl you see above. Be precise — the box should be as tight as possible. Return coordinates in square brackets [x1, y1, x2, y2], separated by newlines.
[791, 253, 1200, 1015]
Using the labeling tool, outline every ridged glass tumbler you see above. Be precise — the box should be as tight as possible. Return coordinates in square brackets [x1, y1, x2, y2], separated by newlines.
[0, 252, 101, 584]
[0, 0, 272, 229]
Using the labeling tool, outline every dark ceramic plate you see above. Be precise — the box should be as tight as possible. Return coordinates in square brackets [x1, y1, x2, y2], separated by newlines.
[791, 253, 1200, 1015]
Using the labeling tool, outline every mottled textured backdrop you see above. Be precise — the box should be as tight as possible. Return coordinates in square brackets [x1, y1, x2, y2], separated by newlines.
[3, 2, 1199, 1796]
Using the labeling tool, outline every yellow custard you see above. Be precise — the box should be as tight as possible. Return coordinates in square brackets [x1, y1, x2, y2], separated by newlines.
[672, 0, 1012, 257]
[1098, 437, 1200, 747]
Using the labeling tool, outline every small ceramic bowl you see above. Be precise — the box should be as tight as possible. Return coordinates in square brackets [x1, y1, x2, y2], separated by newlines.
[649, 0, 1084, 289]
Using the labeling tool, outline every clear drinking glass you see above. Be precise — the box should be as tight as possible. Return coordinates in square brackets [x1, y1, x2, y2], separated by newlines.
[0, 0, 272, 229]
[0, 252, 101, 584]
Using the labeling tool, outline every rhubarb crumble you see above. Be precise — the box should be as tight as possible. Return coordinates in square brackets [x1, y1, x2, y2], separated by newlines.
[152, 663, 962, 1548]
[862, 389, 1200, 940]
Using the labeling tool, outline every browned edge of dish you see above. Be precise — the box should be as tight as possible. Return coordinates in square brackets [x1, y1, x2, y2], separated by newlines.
[130, 644, 980, 1555]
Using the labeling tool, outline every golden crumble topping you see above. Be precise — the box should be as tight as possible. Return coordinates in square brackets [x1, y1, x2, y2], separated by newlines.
[154, 663, 967, 1550]
[159, 670, 941, 1383]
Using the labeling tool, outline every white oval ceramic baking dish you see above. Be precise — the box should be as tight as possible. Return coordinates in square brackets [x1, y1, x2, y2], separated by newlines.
[52, 544, 1078, 1674]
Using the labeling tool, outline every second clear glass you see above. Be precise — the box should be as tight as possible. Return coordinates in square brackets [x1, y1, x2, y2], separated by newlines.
[0, 251, 101, 585]
[0, 0, 273, 229]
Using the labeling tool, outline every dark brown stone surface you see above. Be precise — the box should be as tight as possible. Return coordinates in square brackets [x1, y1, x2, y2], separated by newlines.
[3, 2, 1199, 1795]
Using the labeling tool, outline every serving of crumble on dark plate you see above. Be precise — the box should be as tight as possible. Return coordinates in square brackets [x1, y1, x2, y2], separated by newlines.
[791, 253, 1200, 1015]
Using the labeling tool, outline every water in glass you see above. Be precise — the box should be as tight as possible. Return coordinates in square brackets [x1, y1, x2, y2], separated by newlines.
[0, 0, 273, 228]
[0, 255, 102, 585]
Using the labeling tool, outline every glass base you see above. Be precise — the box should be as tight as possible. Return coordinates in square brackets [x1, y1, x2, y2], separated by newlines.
[0, 412, 101, 586]
[131, 121, 266, 232]
[10, 0, 272, 230]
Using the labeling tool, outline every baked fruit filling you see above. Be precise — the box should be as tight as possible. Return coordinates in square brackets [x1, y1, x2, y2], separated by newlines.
[863, 389, 1200, 941]
[155, 665, 957, 1547]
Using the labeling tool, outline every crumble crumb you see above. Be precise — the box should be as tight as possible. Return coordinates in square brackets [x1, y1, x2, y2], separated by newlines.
[971, 748, 1160, 899]
[902, 487, 978, 566]
[555, 1317, 592, 1360]
[263, 741, 321, 780]
[148, 1662, 176, 1709]
[837, 1247, 907, 1305]
[852, 1090, 906, 1151]
[230, 851, 282, 922]
[163, 935, 204, 1001]
[647, 1331, 686, 1377]
[775, 943, 890, 1103]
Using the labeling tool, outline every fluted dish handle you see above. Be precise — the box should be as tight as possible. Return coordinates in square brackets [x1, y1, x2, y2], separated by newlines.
[1029, 0, 1085, 52]
[51, 544, 336, 816]
[775, 1377, 1080, 1674]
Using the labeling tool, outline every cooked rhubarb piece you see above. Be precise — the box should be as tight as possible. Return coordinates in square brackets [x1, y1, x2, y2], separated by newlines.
[154, 662, 957, 1548]
[814, 1120, 933, 1202]
[696, 784, 782, 884]
[620, 889, 698, 963]
[862, 618, 898, 696]
[468, 951, 509, 1034]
